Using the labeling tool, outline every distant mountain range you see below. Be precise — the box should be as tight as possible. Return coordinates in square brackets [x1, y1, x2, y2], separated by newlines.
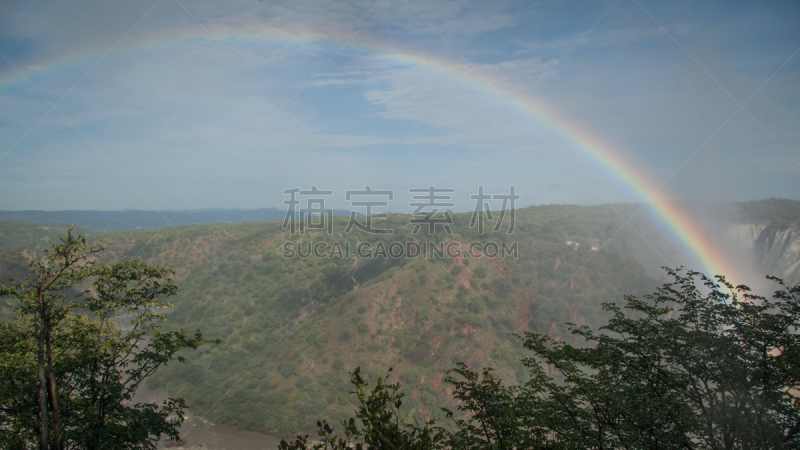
[0, 208, 356, 233]
[1, 198, 797, 233]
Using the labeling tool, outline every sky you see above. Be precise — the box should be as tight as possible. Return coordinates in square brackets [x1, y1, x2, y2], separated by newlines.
[0, 0, 798, 213]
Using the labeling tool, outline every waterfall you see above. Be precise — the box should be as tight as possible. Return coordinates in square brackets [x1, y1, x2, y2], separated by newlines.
[725, 223, 768, 250]
[727, 224, 800, 287]
[754, 226, 800, 287]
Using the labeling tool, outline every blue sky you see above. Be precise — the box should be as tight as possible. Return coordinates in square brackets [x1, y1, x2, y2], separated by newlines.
[0, 0, 798, 212]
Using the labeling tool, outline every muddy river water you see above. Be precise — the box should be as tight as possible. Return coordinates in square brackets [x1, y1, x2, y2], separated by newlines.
[135, 385, 283, 449]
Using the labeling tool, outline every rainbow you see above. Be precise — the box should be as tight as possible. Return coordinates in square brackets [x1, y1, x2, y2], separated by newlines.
[0, 26, 737, 282]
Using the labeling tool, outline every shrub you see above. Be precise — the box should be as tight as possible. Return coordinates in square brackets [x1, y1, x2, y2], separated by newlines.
[279, 361, 298, 378]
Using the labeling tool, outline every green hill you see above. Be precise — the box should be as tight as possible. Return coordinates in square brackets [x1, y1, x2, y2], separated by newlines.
[0, 221, 92, 254]
[736, 198, 800, 226]
[0, 204, 688, 436]
[0, 222, 94, 319]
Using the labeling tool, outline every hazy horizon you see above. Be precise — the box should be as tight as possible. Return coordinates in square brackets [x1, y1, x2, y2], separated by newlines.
[0, 198, 796, 214]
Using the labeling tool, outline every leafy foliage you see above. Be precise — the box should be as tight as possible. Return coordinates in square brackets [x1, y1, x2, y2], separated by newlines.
[279, 367, 447, 450]
[444, 364, 552, 449]
[0, 228, 215, 449]
[517, 269, 800, 448]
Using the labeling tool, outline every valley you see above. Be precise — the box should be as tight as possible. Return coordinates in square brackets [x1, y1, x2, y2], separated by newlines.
[2, 199, 799, 444]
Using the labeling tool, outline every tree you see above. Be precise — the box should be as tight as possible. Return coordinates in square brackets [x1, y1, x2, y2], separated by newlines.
[0, 228, 215, 449]
[279, 367, 447, 450]
[443, 364, 552, 449]
[280, 269, 800, 449]
[516, 269, 800, 448]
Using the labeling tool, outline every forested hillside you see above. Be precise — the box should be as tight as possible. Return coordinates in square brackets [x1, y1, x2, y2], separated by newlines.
[87, 205, 668, 435]
[0, 222, 92, 254]
[6, 201, 795, 437]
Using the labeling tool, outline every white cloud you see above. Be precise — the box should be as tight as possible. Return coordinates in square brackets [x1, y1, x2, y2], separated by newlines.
[0, 0, 797, 210]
